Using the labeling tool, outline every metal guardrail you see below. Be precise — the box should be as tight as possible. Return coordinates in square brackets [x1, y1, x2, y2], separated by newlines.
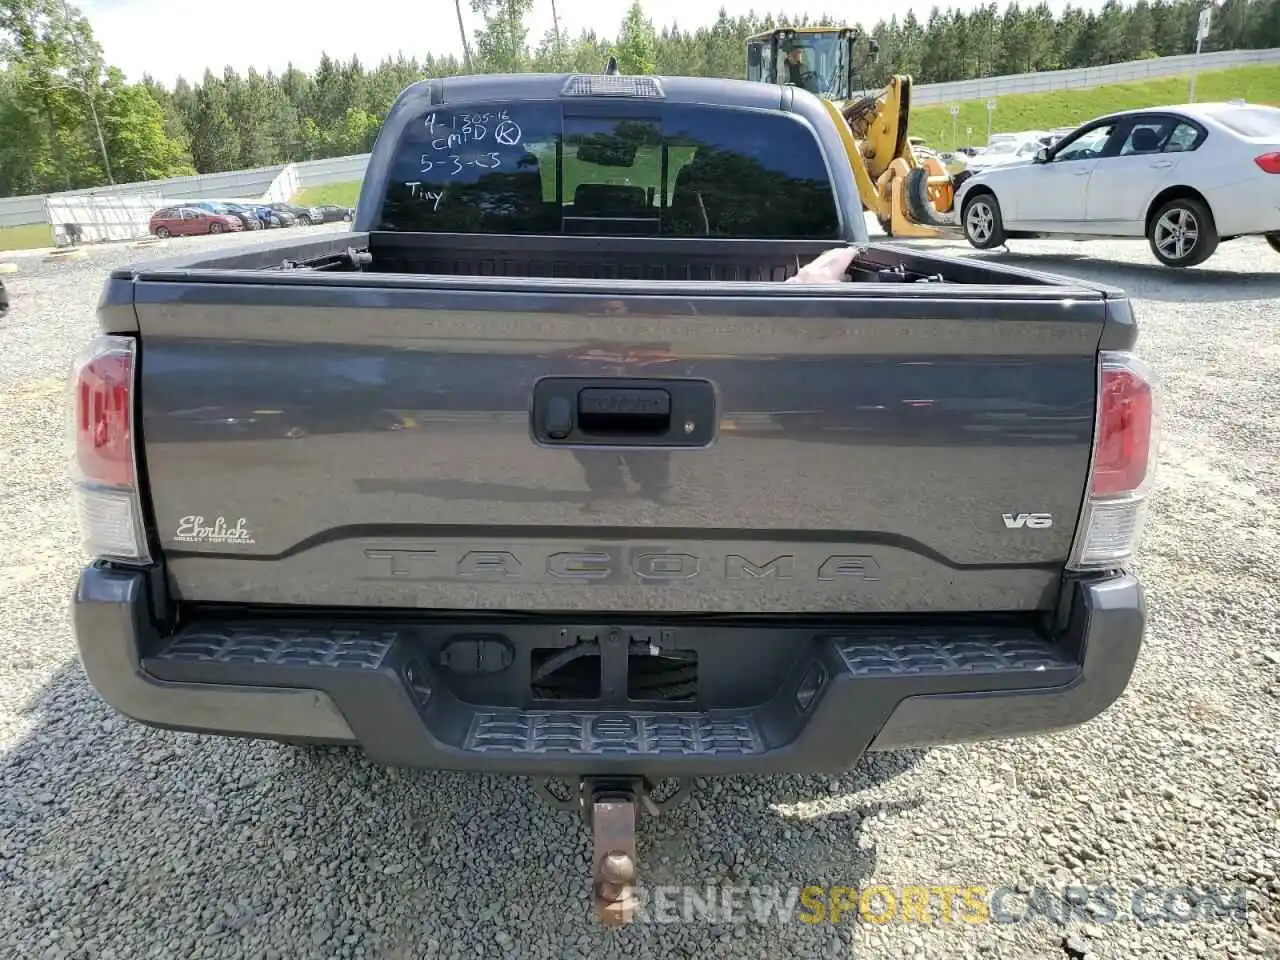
[905, 46, 1280, 105]
[0, 166, 288, 229]
[294, 155, 372, 187]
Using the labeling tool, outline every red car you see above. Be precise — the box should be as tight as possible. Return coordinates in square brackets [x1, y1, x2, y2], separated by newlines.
[149, 206, 243, 239]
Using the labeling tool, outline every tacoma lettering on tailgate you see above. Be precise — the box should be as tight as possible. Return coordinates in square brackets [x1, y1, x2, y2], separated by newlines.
[362, 548, 882, 584]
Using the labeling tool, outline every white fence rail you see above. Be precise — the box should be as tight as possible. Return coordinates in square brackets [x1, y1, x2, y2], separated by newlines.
[45, 194, 164, 244]
[0, 164, 290, 230]
[0, 195, 48, 230]
[2, 47, 1278, 235]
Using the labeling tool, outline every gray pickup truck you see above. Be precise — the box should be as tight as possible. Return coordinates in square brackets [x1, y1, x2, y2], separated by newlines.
[70, 72, 1156, 922]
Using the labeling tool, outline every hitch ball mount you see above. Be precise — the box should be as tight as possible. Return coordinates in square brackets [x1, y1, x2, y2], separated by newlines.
[536, 775, 691, 926]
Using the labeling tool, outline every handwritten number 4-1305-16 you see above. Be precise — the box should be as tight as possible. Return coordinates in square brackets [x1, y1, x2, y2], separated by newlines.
[420, 153, 502, 176]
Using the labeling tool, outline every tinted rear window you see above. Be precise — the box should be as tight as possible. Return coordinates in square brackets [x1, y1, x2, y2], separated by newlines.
[378, 101, 840, 239]
[1207, 106, 1280, 137]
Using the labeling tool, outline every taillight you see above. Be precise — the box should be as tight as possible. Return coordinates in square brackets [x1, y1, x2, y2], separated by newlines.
[1068, 351, 1160, 571]
[1254, 152, 1280, 174]
[1091, 361, 1153, 495]
[75, 351, 134, 487]
[68, 335, 151, 564]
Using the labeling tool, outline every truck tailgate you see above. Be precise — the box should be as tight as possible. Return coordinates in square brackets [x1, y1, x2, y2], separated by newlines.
[129, 274, 1113, 614]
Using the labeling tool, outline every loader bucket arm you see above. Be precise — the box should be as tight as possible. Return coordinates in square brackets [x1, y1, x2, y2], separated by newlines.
[894, 76, 913, 164]
[832, 74, 960, 238]
[841, 75, 916, 181]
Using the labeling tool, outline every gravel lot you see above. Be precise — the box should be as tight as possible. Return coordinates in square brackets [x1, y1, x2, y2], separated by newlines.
[1, 225, 1278, 960]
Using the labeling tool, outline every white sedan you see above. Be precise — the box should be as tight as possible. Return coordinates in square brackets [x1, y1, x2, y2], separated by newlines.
[953, 102, 1280, 267]
[965, 133, 1050, 171]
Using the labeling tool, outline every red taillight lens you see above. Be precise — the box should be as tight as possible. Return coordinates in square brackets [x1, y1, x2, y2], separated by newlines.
[1254, 152, 1280, 174]
[1070, 351, 1159, 571]
[74, 346, 135, 488]
[1091, 362, 1153, 495]
[69, 335, 150, 563]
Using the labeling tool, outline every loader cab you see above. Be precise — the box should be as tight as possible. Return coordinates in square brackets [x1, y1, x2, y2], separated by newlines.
[745, 27, 878, 103]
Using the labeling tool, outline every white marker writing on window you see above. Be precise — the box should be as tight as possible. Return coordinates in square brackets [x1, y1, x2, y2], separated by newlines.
[424, 111, 521, 153]
[494, 120, 522, 146]
[403, 183, 445, 210]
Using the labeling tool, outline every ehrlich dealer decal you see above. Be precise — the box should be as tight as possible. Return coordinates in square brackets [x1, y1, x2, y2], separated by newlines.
[174, 516, 256, 545]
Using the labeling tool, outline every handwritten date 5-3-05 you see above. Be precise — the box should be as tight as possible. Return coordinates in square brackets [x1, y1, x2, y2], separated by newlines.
[419, 152, 502, 176]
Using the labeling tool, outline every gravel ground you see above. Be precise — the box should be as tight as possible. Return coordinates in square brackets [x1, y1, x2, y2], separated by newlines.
[1, 224, 1278, 960]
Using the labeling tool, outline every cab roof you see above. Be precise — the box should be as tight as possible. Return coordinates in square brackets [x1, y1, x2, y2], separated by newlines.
[425, 72, 794, 114]
[746, 26, 852, 42]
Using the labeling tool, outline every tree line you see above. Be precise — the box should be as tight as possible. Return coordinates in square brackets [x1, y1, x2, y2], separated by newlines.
[2, 0, 1278, 199]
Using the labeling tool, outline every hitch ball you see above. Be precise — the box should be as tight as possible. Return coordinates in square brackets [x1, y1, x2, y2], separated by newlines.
[597, 851, 636, 900]
[601, 851, 635, 881]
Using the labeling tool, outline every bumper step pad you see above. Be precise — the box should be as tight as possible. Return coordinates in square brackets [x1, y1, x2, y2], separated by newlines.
[145, 618, 1079, 771]
[465, 711, 764, 757]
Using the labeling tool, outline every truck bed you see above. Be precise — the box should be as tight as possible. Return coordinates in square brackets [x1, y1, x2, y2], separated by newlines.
[125, 229, 1109, 286]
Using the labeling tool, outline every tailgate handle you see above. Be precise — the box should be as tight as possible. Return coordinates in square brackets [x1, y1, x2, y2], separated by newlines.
[577, 388, 671, 435]
[531, 377, 715, 448]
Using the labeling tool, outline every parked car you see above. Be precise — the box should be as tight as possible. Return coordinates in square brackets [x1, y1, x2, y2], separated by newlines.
[244, 205, 276, 228]
[314, 204, 355, 223]
[269, 207, 300, 227]
[225, 203, 267, 230]
[188, 201, 261, 231]
[267, 202, 323, 225]
[966, 133, 1049, 171]
[936, 150, 970, 175]
[954, 101, 1280, 267]
[149, 206, 243, 238]
[239, 203, 292, 228]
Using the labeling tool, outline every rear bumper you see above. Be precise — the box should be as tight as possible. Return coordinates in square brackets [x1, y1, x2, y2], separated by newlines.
[72, 566, 1144, 776]
[1204, 179, 1280, 238]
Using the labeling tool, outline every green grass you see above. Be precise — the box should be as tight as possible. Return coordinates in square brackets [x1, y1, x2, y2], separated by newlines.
[910, 64, 1280, 151]
[294, 181, 361, 206]
[0, 222, 54, 252]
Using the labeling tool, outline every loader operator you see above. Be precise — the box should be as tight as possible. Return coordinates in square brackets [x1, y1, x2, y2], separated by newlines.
[783, 46, 819, 94]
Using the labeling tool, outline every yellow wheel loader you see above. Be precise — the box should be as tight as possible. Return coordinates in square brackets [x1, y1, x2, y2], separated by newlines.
[745, 26, 962, 238]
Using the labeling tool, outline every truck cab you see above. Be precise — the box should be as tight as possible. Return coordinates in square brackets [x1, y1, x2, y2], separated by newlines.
[356, 73, 867, 242]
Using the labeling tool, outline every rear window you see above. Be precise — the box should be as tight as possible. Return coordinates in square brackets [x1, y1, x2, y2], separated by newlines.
[378, 101, 840, 239]
[1206, 105, 1280, 137]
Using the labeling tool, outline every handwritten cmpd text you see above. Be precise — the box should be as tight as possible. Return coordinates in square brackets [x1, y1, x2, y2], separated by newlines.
[423, 111, 524, 152]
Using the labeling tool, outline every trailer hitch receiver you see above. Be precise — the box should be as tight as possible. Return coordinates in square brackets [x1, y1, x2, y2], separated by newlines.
[536, 775, 690, 926]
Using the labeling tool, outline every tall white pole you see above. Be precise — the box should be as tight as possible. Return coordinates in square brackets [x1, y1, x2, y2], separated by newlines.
[1189, 36, 1203, 102]
[1190, 6, 1211, 103]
